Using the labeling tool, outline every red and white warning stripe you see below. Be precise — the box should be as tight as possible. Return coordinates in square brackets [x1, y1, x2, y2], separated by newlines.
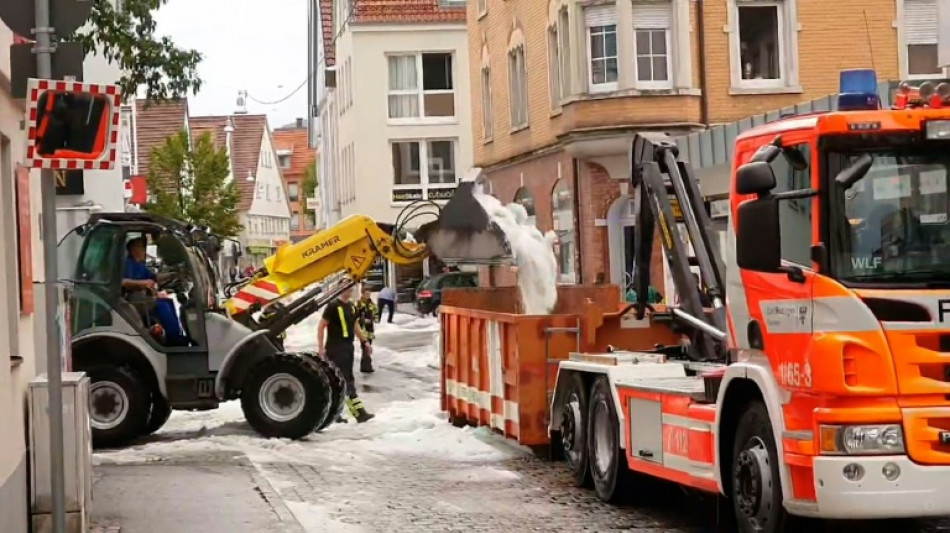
[230, 280, 282, 311]
[24, 78, 122, 170]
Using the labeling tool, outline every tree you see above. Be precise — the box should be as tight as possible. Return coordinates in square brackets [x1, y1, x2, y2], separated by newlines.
[72, 0, 202, 100]
[146, 130, 242, 237]
[301, 162, 318, 216]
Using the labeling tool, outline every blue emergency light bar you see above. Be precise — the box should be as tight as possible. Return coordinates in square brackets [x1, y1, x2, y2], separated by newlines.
[837, 69, 881, 111]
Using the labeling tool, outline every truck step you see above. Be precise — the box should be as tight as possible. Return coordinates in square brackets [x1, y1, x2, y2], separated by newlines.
[620, 376, 713, 403]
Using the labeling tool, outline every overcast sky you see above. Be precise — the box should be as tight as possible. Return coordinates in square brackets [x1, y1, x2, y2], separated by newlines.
[154, 0, 310, 129]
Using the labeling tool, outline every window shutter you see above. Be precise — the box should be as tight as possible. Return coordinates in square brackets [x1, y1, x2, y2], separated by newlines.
[632, 1, 672, 29]
[585, 5, 617, 27]
[905, 0, 937, 44]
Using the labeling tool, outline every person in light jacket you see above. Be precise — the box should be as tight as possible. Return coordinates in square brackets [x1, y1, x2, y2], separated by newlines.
[377, 285, 396, 323]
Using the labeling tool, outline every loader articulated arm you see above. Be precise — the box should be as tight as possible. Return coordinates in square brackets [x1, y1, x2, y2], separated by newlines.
[224, 214, 427, 321]
[629, 133, 728, 362]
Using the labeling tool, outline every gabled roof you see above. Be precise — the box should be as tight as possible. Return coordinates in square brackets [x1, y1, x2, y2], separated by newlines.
[272, 128, 316, 180]
[134, 99, 189, 175]
[189, 114, 268, 211]
[353, 0, 466, 23]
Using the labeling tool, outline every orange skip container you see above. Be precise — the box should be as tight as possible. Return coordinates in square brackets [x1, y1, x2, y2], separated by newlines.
[439, 285, 680, 450]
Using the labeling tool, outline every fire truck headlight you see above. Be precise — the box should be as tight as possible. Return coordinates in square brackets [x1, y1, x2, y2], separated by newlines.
[925, 120, 950, 140]
[819, 424, 906, 455]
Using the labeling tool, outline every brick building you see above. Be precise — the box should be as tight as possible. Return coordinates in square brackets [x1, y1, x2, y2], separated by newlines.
[273, 120, 318, 242]
[468, 0, 921, 293]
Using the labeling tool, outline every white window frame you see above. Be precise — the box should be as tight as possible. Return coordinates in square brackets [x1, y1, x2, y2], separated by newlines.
[386, 52, 457, 125]
[548, 23, 562, 109]
[508, 45, 529, 131]
[558, 8, 571, 98]
[729, 0, 800, 92]
[390, 139, 459, 203]
[585, 5, 619, 93]
[900, 0, 942, 79]
[481, 66, 494, 141]
[632, 2, 674, 90]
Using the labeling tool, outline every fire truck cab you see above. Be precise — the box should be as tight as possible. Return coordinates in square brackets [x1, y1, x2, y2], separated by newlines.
[548, 69, 950, 532]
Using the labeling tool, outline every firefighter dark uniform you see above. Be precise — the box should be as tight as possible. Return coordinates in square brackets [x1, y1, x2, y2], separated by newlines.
[321, 298, 375, 423]
[355, 296, 378, 373]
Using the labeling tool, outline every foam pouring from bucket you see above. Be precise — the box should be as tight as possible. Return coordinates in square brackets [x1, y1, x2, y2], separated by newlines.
[416, 181, 514, 265]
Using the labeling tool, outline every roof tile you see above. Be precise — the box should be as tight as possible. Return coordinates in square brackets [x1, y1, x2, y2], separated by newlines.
[354, 0, 466, 23]
[189, 114, 268, 211]
[134, 99, 189, 177]
[272, 127, 317, 181]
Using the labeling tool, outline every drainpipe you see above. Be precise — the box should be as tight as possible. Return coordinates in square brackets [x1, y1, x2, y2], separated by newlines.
[572, 158, 584, 283]
[697, 0, 710, 126]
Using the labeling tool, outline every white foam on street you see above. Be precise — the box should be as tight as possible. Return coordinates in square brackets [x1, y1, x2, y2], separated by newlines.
[473, 192, 559, 315]
[93, 314, 528, 532]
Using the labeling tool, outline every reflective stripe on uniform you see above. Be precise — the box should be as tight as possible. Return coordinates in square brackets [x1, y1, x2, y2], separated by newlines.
[337, 305, 349, 337]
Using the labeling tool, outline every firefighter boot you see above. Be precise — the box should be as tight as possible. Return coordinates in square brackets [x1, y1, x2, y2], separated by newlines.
[345, 397, 375, 423]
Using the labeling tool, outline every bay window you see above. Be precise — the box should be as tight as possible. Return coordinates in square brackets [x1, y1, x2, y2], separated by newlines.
[731, 0, 799, 91]
[903, 0, 940, 77]
[585, 4, 619, 92]
[632, 1, 673, 89]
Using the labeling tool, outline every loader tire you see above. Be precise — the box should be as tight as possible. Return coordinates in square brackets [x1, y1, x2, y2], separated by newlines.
[302, 352, 346, 431]
[241, 353, 332, 439]
[86, 365, 151, 449]
[144, 391, 173, 436]
[562, 372, 592, 487]
[588, 375, 636, 503]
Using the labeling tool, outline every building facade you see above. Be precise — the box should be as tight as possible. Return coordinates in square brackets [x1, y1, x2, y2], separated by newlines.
[317, 0, 473, 288]
[273, 120, 319, 242]
[469, 0, 917, 293]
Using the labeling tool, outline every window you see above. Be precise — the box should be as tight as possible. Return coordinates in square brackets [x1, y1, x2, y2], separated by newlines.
[558, 9, 571, 97]
[513, 186, 537, 226]
[632, 2, 673, 88]
[438, 0, 466, 5]
[288, 182, 299, 201]
[904, 0, 940, 76]
[585, 5, 618, 92]
[291, 212, 300, 230]
[767, 143, 812, 265]
[391, 139, 458, 202]
[481, 66, 493, 140]
[734, 1, 794, 88]
[387, 53, 455, 120]
[552, 178, 577, 283]
[346, 57, 354, 107]
[508, 45, 528, 129]
[256, 182, 264, 199]
[305, 212, 315, 230]
[279, 154, 292, 169]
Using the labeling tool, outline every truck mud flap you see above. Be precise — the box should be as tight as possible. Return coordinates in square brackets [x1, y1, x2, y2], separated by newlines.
[416, 181, 512, 264]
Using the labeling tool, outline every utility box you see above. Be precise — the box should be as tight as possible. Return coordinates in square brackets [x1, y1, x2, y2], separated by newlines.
[29, 373, 92, 533]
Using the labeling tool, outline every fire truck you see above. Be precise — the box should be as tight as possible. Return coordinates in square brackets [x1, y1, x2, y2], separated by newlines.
[541, 69, 950, 531]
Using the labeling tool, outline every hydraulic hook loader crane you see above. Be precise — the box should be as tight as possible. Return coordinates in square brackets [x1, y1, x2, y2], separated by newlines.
[60, 183, 511, 448]
[538, 69, 950, 532]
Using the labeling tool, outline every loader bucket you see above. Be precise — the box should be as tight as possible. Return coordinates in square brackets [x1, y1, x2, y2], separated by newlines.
[416, 181, 513, 264]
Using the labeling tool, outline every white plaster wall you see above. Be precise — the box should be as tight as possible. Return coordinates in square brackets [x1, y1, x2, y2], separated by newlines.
[339, 24, 473, 225]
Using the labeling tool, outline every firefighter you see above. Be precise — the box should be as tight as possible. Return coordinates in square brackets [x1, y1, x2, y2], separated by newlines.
[355, 287, 378, 373]
[317, 285, 375, 423]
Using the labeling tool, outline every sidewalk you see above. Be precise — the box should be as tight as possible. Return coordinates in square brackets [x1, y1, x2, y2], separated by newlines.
[90, 451, 303, 533]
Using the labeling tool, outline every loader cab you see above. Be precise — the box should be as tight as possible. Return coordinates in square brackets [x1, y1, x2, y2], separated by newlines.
[59, 217, 211, 351]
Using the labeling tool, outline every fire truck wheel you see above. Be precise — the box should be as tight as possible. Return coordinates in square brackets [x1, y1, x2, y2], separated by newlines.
[731, 401, 788, 533]
[562, 373, 592, 487]
[588, 375, 634, 503]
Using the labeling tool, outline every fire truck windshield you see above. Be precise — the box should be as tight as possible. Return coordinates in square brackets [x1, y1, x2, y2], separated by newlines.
[827, 147, 950, 285]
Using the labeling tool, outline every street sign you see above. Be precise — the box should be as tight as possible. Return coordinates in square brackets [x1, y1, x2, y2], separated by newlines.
[10, 41, 84, 98]
[51, 0, 94, 36]
[0, 0, 37, 36]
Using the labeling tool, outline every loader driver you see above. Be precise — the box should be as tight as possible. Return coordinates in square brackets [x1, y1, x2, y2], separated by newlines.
[122, 237, 186, 345]
[317, 286, 376, 423]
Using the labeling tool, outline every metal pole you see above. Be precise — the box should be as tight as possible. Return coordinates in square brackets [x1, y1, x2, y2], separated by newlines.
[34, 0, 67, 530]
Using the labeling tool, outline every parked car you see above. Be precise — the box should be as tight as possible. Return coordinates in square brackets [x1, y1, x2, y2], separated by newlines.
[414, 271, 478, 316]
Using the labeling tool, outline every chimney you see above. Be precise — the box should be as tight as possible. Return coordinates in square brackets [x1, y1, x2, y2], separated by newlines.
[296, 117, 304, 128]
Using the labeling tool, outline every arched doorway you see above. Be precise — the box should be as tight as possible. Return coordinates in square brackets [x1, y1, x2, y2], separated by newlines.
[513, 186, 536, 226]
[606, 195, 636, 287]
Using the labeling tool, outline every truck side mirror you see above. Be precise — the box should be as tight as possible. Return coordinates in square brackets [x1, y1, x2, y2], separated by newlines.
[736, 198, 782, 273]
[735, 161, 776, 196]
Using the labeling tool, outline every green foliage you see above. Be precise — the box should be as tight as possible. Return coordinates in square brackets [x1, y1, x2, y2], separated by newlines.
[145, 130, 242, 237]
[301, 163, 318, 215]
[72, 0, 202, 100]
